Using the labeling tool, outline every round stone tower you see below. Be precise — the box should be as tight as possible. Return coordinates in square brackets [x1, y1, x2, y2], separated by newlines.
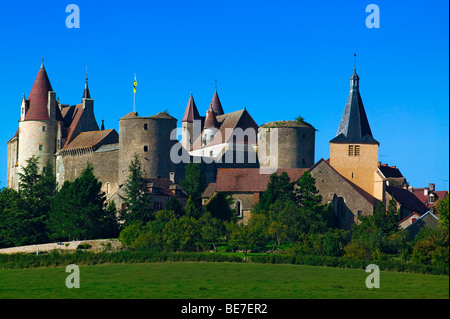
[258, 120, 316, 170]
[118, 111, 178, 185]
[17, 63, 63, 179]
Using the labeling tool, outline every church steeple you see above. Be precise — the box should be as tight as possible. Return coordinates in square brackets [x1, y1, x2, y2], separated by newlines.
[82, 67, 91, 100]
[330, 68, 378, 145]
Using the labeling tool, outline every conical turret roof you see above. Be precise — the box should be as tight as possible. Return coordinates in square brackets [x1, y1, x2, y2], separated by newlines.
[182, 92, 201, 122]
[209, 90, 224, 115]
[24, 64, 53, 121]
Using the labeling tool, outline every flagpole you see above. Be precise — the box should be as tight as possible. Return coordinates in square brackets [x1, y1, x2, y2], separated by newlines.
[133, 73, 136, 113]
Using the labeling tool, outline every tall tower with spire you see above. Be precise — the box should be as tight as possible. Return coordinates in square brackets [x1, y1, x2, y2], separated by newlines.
[181, 92, 201, 151]
[329, 68, 379, 198]
[12, 61, 64, 188]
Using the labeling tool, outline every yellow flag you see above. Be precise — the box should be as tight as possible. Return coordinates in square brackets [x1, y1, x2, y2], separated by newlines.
[133, 76, 137, 93]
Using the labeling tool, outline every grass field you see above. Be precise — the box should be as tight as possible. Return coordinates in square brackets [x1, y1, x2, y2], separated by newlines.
[0, 262, 448, 299]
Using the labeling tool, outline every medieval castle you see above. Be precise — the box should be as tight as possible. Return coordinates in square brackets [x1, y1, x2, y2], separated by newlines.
[7, 60, 425, 229]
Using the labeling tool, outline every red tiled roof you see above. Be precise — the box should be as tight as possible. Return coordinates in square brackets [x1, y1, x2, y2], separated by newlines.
[61, 129, 118, 151]
[412, 188, 448, 207]
[24, 65, 63, 121]
[215, 168, 308, 192]
[182, 93, 201, 122]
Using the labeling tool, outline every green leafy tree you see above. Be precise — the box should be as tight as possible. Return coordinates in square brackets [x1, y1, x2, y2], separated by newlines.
[48, 164, 115, 241]
[0, 188, 28, 247]
[185, 195, 201, 219]
[199, 212, 226, 252]
[204, 192, 234, 221]
[165, 197, 184, 218]
[180, 163, 207, 212]
[435, 195, 449, 231]
[254, 172, 295, 213]
[15, 156, 56, 244]
[119, 154, 153, 227]
[294, 171, 322, 208]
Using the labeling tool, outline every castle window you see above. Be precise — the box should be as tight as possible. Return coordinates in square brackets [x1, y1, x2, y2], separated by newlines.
[42, 126, 46, 132]
[144, 146, 148, 152]
[144, 124, 148, 130]
[354, 145, 360, 156]
[302, 158, 306, 165]
[235, 200, 243, 218]
[39, 145, 43, 151]
[210, 151, 213, 157]
[348, 145, 354, 156]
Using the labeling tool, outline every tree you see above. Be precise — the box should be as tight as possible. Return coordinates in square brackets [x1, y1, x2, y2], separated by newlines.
[199, 212, 226, 252]
[435, 195, 449, 231]
[119, 154, 153, 227]
[48, 163, 115, 241]
[15, 156, 56, 245]
[0, 188, 28, 247]
[254, 172, 295, 213]
[204, 192, 234, 221]
[180, 163, 207, 211]
[294, 171, 322, 208]
[165, 197, 184, 218]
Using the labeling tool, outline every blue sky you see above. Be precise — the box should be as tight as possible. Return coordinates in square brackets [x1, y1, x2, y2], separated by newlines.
[0, 0, 448, 190]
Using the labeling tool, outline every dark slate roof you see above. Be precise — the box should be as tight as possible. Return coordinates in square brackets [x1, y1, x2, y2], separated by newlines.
[379, 165, 404, 178]
[386, 185, 429, 214]
[330, 70, 378, 144]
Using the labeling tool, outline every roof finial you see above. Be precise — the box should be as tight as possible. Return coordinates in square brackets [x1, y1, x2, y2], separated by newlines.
[85, 64, 88, 83]
[354, 52, 357, 71]
[215, 79, 217, 92]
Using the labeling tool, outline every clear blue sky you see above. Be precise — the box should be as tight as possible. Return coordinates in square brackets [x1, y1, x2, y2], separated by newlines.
[0, 0, 448, 190]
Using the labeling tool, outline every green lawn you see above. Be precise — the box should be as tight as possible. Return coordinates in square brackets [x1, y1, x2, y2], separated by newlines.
[0, 262, 448, 299]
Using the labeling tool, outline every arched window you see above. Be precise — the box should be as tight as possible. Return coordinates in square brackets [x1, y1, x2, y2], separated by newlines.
[235, 200, 242, 218]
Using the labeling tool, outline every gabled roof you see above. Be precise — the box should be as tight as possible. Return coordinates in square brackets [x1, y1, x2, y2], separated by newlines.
[378, 164, 404, 178]
[412, 188, 449, 207]
[192, 109, 259, 150]
[182, 93, 201, 122]
[60, 102, 99, 147]
[61, 129, 118, 151]
[209, 91, 224, 115]
[24, 65, 63, 121]
[386, 185, 429, 214]
[311, 158, 378, 206]
[330, 69, 378, 144]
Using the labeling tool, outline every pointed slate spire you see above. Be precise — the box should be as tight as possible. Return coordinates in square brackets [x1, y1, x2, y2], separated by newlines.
[182, 92, 201, 122]
[330, 69, 378, 144]
[82, 67, 91, 99]
[24, 63, 54, 121]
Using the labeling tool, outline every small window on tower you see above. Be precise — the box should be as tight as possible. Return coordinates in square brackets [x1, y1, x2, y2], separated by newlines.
[39, 145, 43, 151]
[348, 145, 354, 156]
[144, 124, 148, 130]
[354, 145, 360, 156]
[144, 146, 148, 152]
[42, 126, 46, 132]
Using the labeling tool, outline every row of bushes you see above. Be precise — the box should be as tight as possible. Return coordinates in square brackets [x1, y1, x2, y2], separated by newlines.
[0, 250, 447, 275]
[250, 254, 449, 276]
